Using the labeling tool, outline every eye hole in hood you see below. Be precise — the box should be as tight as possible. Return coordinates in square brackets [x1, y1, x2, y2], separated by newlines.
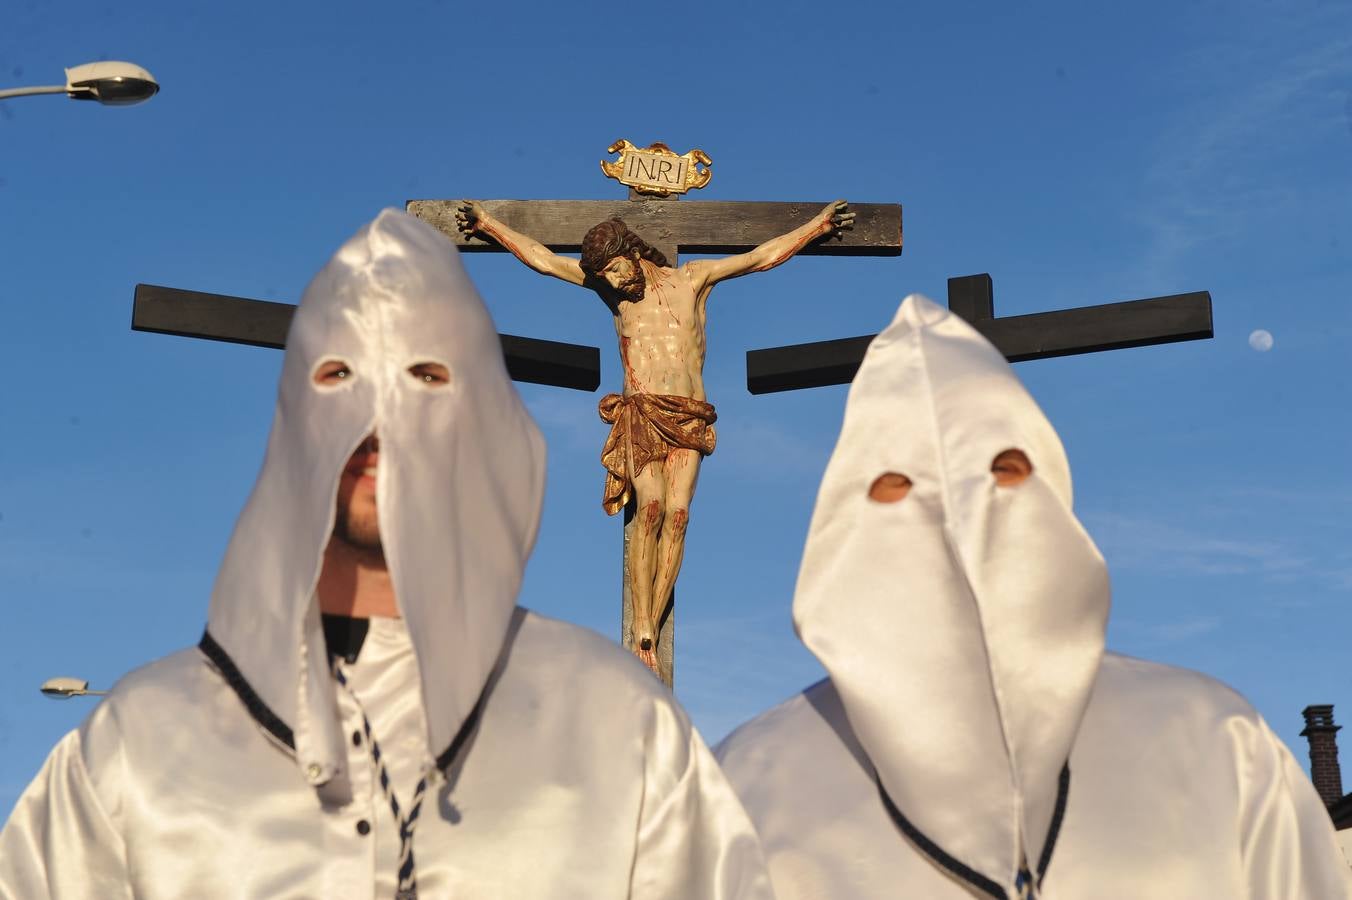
[868, 472, 912, 503]
[406, 361, 451, 387]
[991, 448, 1032, 487]
[313, 358, 354, 389]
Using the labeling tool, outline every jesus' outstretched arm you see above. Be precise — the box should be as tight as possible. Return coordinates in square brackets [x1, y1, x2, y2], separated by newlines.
[455, 200, 587, 286]
[685, 200, 855, 294]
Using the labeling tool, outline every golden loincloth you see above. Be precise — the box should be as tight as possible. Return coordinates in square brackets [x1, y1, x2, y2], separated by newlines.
[597, 392, 717, 516]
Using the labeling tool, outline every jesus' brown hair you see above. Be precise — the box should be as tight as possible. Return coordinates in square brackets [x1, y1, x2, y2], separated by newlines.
[579, 218, 669, 275]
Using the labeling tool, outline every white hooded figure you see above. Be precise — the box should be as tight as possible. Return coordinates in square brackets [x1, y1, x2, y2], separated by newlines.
[0, 210, 774, 900]
[715, 295, 1352, 899]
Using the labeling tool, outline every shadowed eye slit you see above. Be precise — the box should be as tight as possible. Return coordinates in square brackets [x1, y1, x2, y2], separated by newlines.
[407, 361, 451, 386]
[991, 448, 1033, 486]
[868, 472, 912, 503]
[312, 359, 353, 386]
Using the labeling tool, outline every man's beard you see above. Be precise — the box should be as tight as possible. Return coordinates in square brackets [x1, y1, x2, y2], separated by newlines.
[617, 264, 645, 301]
[335, 506, 382, 552]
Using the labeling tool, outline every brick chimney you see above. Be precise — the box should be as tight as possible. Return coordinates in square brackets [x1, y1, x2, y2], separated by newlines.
[1301, 705, 1344, 808]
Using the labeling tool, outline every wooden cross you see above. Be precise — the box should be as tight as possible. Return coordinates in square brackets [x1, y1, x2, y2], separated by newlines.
[130, 283, 602, 391]
[745, 273, 1213, 394]
[409, 192, 903, 687]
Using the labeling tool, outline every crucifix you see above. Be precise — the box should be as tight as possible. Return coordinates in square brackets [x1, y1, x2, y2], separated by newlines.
[409, 140, 903, 686]
[744, 272, 1213, 393]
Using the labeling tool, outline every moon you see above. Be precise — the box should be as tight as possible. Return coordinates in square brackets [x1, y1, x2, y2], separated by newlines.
[1248, 329, 1274, 352]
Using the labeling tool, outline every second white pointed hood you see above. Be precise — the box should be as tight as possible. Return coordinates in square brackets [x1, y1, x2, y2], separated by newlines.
[203, 209, 545, 786]
[793, 295, 1109, 894]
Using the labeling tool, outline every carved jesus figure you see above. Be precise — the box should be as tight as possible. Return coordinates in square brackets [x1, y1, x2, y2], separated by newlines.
[457, 199, 855, 674]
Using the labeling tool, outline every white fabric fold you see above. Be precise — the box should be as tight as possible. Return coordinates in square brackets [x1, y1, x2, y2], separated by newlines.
[719, 292, 1352, 898]
[204, 209, 545, 782]
[793, 294, 1108, 886]
[718, 656, 1352, 898]
[2, 611, 775, 899]
[0, 210, 776, 898]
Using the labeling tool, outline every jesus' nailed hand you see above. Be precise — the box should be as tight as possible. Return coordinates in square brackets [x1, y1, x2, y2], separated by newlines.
[455, 198, 854, 676]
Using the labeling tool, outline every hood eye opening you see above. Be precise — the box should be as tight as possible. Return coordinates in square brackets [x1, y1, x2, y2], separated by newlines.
[407, 361, 451, 387]
[313, 358, 354, 388]
[868, 472, 912, 503]
[992, 448, 1033, 487]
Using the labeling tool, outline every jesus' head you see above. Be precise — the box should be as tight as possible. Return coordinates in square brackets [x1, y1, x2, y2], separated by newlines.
[579, 218, 668, 301]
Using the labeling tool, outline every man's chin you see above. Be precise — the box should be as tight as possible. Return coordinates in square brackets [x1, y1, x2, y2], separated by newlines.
[335, 520, 383, 554]
[346, 536, 383, 554]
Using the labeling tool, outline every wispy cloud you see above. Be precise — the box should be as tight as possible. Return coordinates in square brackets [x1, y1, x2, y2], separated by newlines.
[1111, 613, 1227, 652]
[1330, 567, 1352, 592]
[707, 417, 831, 481]
[1219, 485, 1352, 506]
[0, 536, 203, 594]
[1084, 505, 1352, 597]
[1211, 486, 1352, 531]
[1087, 510, 1308, 578]
[1146, 615, 1224, 643]
[674, 610, 823, 743]
[1133, 17, 1352, 283]
[521, 390, 608, 454]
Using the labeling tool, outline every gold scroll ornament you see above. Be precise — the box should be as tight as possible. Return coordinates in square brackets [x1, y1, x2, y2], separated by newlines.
[600, 140, 712, 197]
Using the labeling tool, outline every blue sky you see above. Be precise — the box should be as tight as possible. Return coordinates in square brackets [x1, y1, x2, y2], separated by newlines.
[3, 0, 1350, 817]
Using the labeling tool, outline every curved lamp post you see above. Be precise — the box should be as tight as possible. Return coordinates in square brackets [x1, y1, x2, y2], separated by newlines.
[40, 677, 107, 699]
[0, 61, 159, 105]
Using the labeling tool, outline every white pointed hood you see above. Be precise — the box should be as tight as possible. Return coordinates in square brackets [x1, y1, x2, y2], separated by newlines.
[793, 295, 1109, 892]
[204, 209, 545, 786]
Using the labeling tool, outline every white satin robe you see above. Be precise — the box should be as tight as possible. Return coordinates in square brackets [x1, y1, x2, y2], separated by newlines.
[717, 653, 1352, 898]
[1, 608, 773, 899]
[717, 294, 1350, 898]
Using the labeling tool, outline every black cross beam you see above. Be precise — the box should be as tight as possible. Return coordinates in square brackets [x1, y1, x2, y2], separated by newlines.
[130, 283, 601, 391]
[745, 274, 1214, 394]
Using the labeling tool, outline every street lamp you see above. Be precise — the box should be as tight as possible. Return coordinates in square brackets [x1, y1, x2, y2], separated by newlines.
[0, 61, 159, 105]
[40, 677, 107, 699]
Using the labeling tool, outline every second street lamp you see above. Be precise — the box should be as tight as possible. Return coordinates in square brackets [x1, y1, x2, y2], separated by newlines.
[39, 677, 108, 699]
